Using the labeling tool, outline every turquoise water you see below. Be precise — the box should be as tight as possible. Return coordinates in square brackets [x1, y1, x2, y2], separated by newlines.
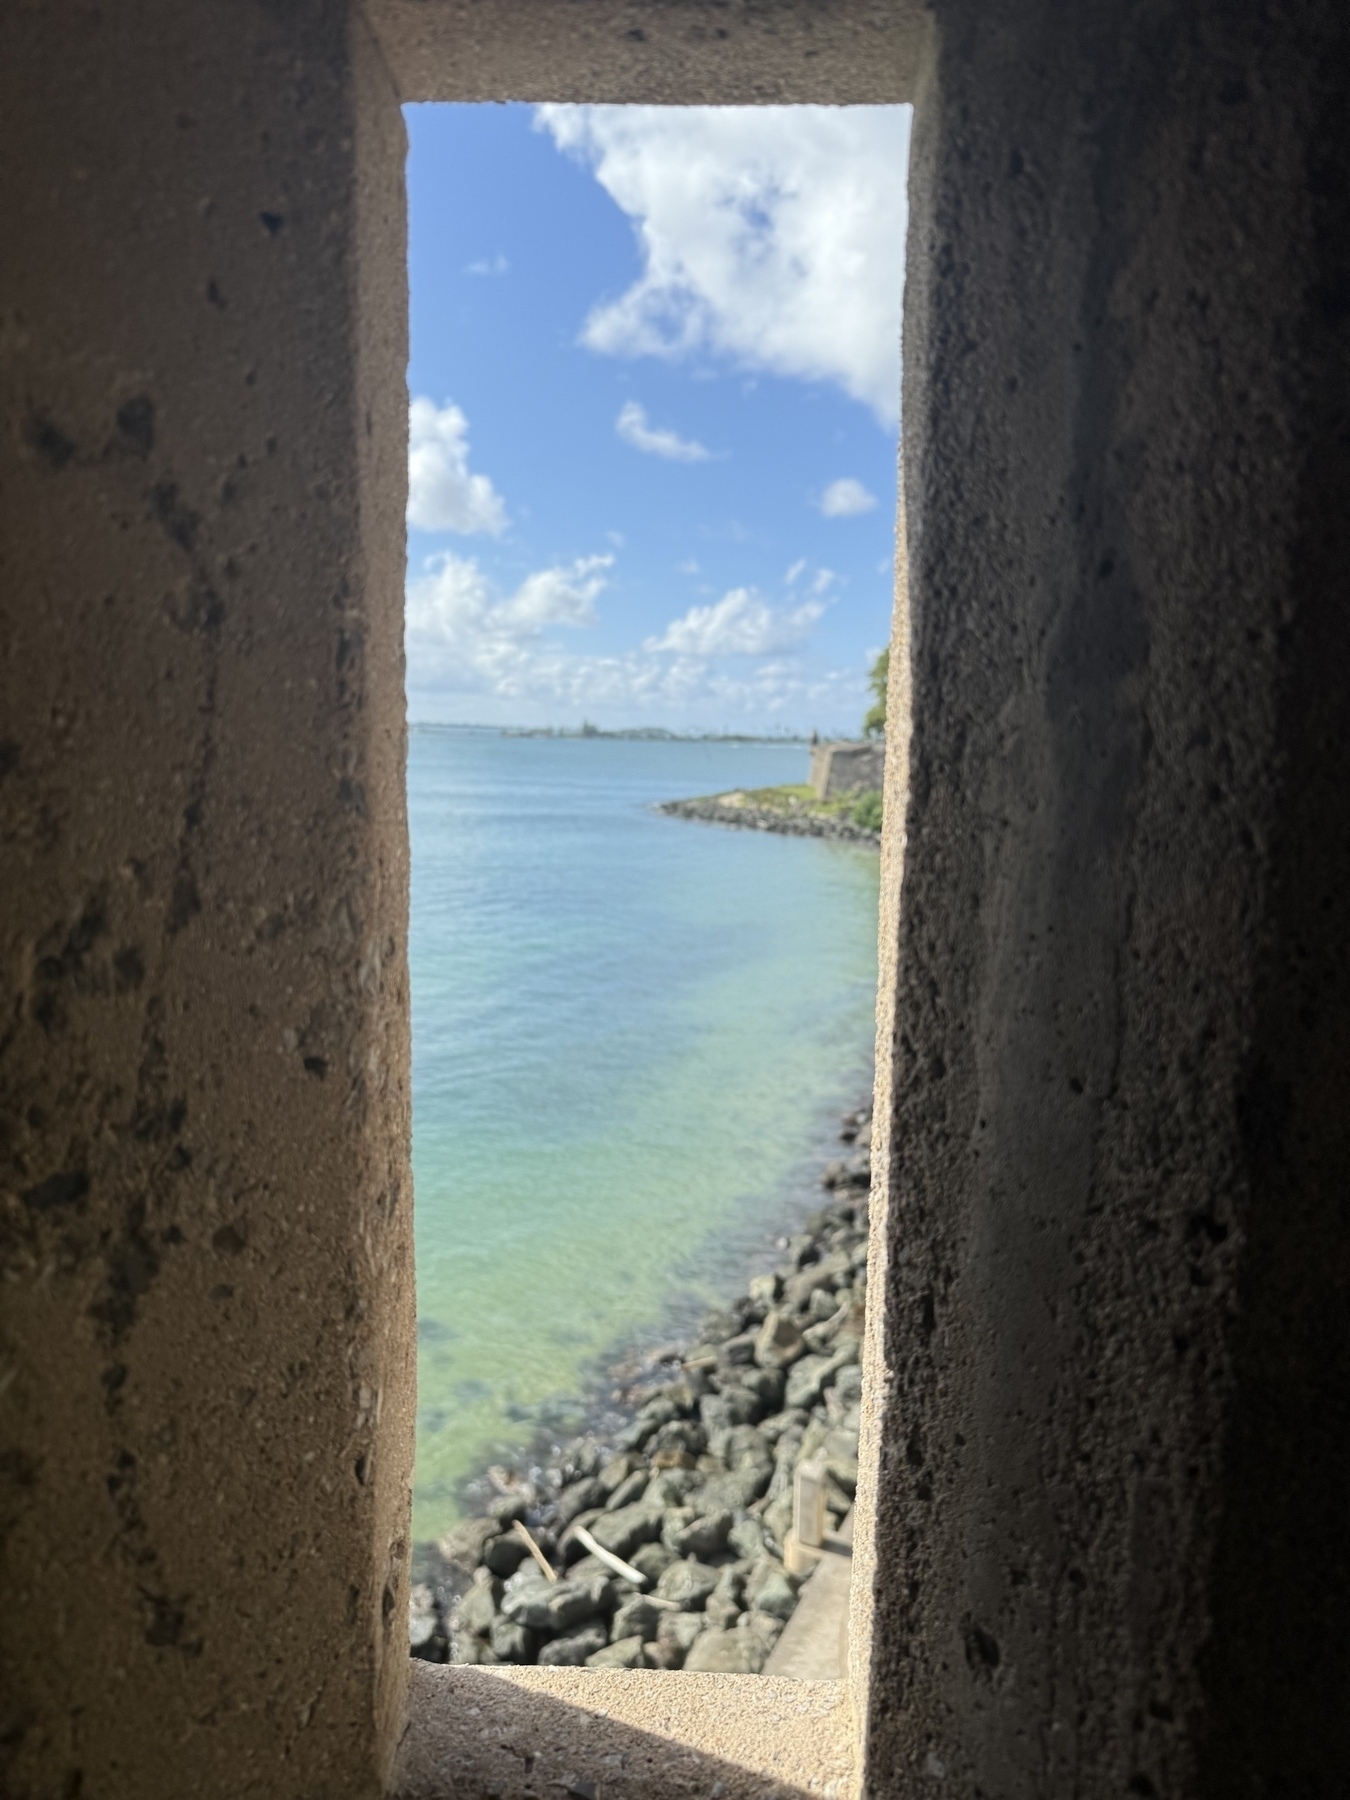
[409, 729, 879, 1539]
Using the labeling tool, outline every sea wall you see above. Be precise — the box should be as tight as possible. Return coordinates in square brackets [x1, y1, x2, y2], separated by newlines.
[410, 1106, 873, 1674]
[657, 796, 880, 845]
[809, 741, 886, 801]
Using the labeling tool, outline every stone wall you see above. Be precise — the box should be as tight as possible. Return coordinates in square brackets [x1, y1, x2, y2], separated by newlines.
[0, 6, 415, 1796]
[4, 0, 1349, 1796]
[857, 2, 1350, 1794]
[809, 741, 887, 801]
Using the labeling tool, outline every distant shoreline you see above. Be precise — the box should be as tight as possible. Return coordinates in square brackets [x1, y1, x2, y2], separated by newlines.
[408, 721, 816, 743]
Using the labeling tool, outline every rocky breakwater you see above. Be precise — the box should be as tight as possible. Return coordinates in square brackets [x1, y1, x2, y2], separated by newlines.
[409, 1106, 874, 1675]
[656, 791, 880, 845]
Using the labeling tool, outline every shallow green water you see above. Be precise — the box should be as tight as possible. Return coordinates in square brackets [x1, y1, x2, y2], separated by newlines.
[409, 729, 879, 1540]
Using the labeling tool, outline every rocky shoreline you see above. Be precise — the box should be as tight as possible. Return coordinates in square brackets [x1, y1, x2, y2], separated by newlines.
[656, 794, 880, 845]
[409, 1099, 873, 1674]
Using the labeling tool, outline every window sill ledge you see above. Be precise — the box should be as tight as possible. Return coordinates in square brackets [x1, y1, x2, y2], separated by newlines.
[395, 1664, 854, 1800]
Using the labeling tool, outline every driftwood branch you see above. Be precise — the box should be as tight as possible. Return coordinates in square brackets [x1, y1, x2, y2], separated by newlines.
[511, 1519, 558, 1583]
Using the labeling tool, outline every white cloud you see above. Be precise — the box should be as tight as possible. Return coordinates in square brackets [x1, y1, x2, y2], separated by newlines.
[405, 554, 856, 728]
[615, 400, 712, 462]
[494, 555, 611, 631]
[467, 254, 509, 276]
[406, 551, 610, 661]
[645, 587, 824, 658]
[535, 104, 909, 426]
[786, 559, 807, 586]
[407, 398, 507, 535]
[819, 477, 877, 518]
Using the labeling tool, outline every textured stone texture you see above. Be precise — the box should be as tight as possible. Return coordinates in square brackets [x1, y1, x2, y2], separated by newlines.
[6, 0, 1350, 1795]
[809, 741, 886, 800]
[394, 1664, 854, 1799]
[0, 4, 414, 1796]
[368, 0, 924, 104]
[857, 2, 1350, 1795]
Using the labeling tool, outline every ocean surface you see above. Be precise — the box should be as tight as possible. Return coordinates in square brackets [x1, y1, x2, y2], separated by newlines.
[409, 729, 880, 1541]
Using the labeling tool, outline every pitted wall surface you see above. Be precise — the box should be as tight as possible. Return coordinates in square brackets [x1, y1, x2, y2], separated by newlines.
[366, 0, 924, 103]
[0, 5, 414, 1796]
[5, 0, 1349, 1796]
[859, 2, 1350, 1794]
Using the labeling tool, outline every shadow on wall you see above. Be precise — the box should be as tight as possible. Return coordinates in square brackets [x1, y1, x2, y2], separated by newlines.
[394, 1664, 853, 1800]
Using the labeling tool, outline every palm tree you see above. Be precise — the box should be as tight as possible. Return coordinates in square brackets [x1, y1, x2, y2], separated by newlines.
[863, 648, 889, 739]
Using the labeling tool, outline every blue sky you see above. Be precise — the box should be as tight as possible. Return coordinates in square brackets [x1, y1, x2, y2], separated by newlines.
[404, 103, 910, 735]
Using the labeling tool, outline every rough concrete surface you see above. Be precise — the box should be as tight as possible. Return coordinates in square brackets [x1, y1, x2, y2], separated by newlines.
[764, 1514, 854, 1681]
[365, 0, 926, 104]
[859, 1, 1350, 1795]
[395, 1665, 854, 1800]
[1, 4, 414, 1796]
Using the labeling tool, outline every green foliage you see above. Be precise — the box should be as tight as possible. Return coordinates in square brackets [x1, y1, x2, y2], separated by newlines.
[863, 647, 890, 738]
[851, 789, 884, 832]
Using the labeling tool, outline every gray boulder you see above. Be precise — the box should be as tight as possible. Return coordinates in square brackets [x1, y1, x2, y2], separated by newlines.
[489, 1616, 535, 1662]
[654, 1610, 709, 1665]
[643, 1467, 701, 1510]
[745, 1557, 799, 1622]
[651, 1418, 707, 1456]
[611, 1595, 665, 1643]
[697, 1467, 770, 1511]
[437, 1515, 499, 1572]
[783, 1248, 852, 1310]
[754, 1310, 804, 1371]
[557, 1476, 608, 1524]
[587, 1501, 664, 1560]
[616, 1397, 679, 1450]
[783, 1342, 861, 1412]
[827, 1382, 862, 1427]
[684, 1628, 767, 1673]
[784, 1354, 834, 1411]
[729, 1516, 770, 1562]
[761, 1492, 794, 1551]
[408, 1582, 445, 1660]
[455, 1575, 500, 1639]
[697, 1307, 741, 1344]
[503, 1573, 611, 1633]
[481, 1531, 529, 1577]
[741, 1609, 786, 1648]
[735, 1365, 785, 1411]
[604, 1469, 650, 1511]
[665, 1509, 732, 1560]
[486, 1489, 533, 1527]
[807, 1285, 841, 1324]
[587, 1634, 648, 1669]
[599, 1452, 644, 1493]
[747, 1272, 779, 1310]
[628, 1541, 677, 1584]
[715, 1330, 758, 1368]
[700, 1388, 761, 1433]
[538, 1621, 608, 1666]
[655, 1560, 720, 1611]
[705, 1592, 741, 1631]
[659, 1507, 696, 1551]
[721, 1425, 774, 1475]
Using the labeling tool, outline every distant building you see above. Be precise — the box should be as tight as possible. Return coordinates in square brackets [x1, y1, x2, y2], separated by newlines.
[809, 739, 885, 800]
